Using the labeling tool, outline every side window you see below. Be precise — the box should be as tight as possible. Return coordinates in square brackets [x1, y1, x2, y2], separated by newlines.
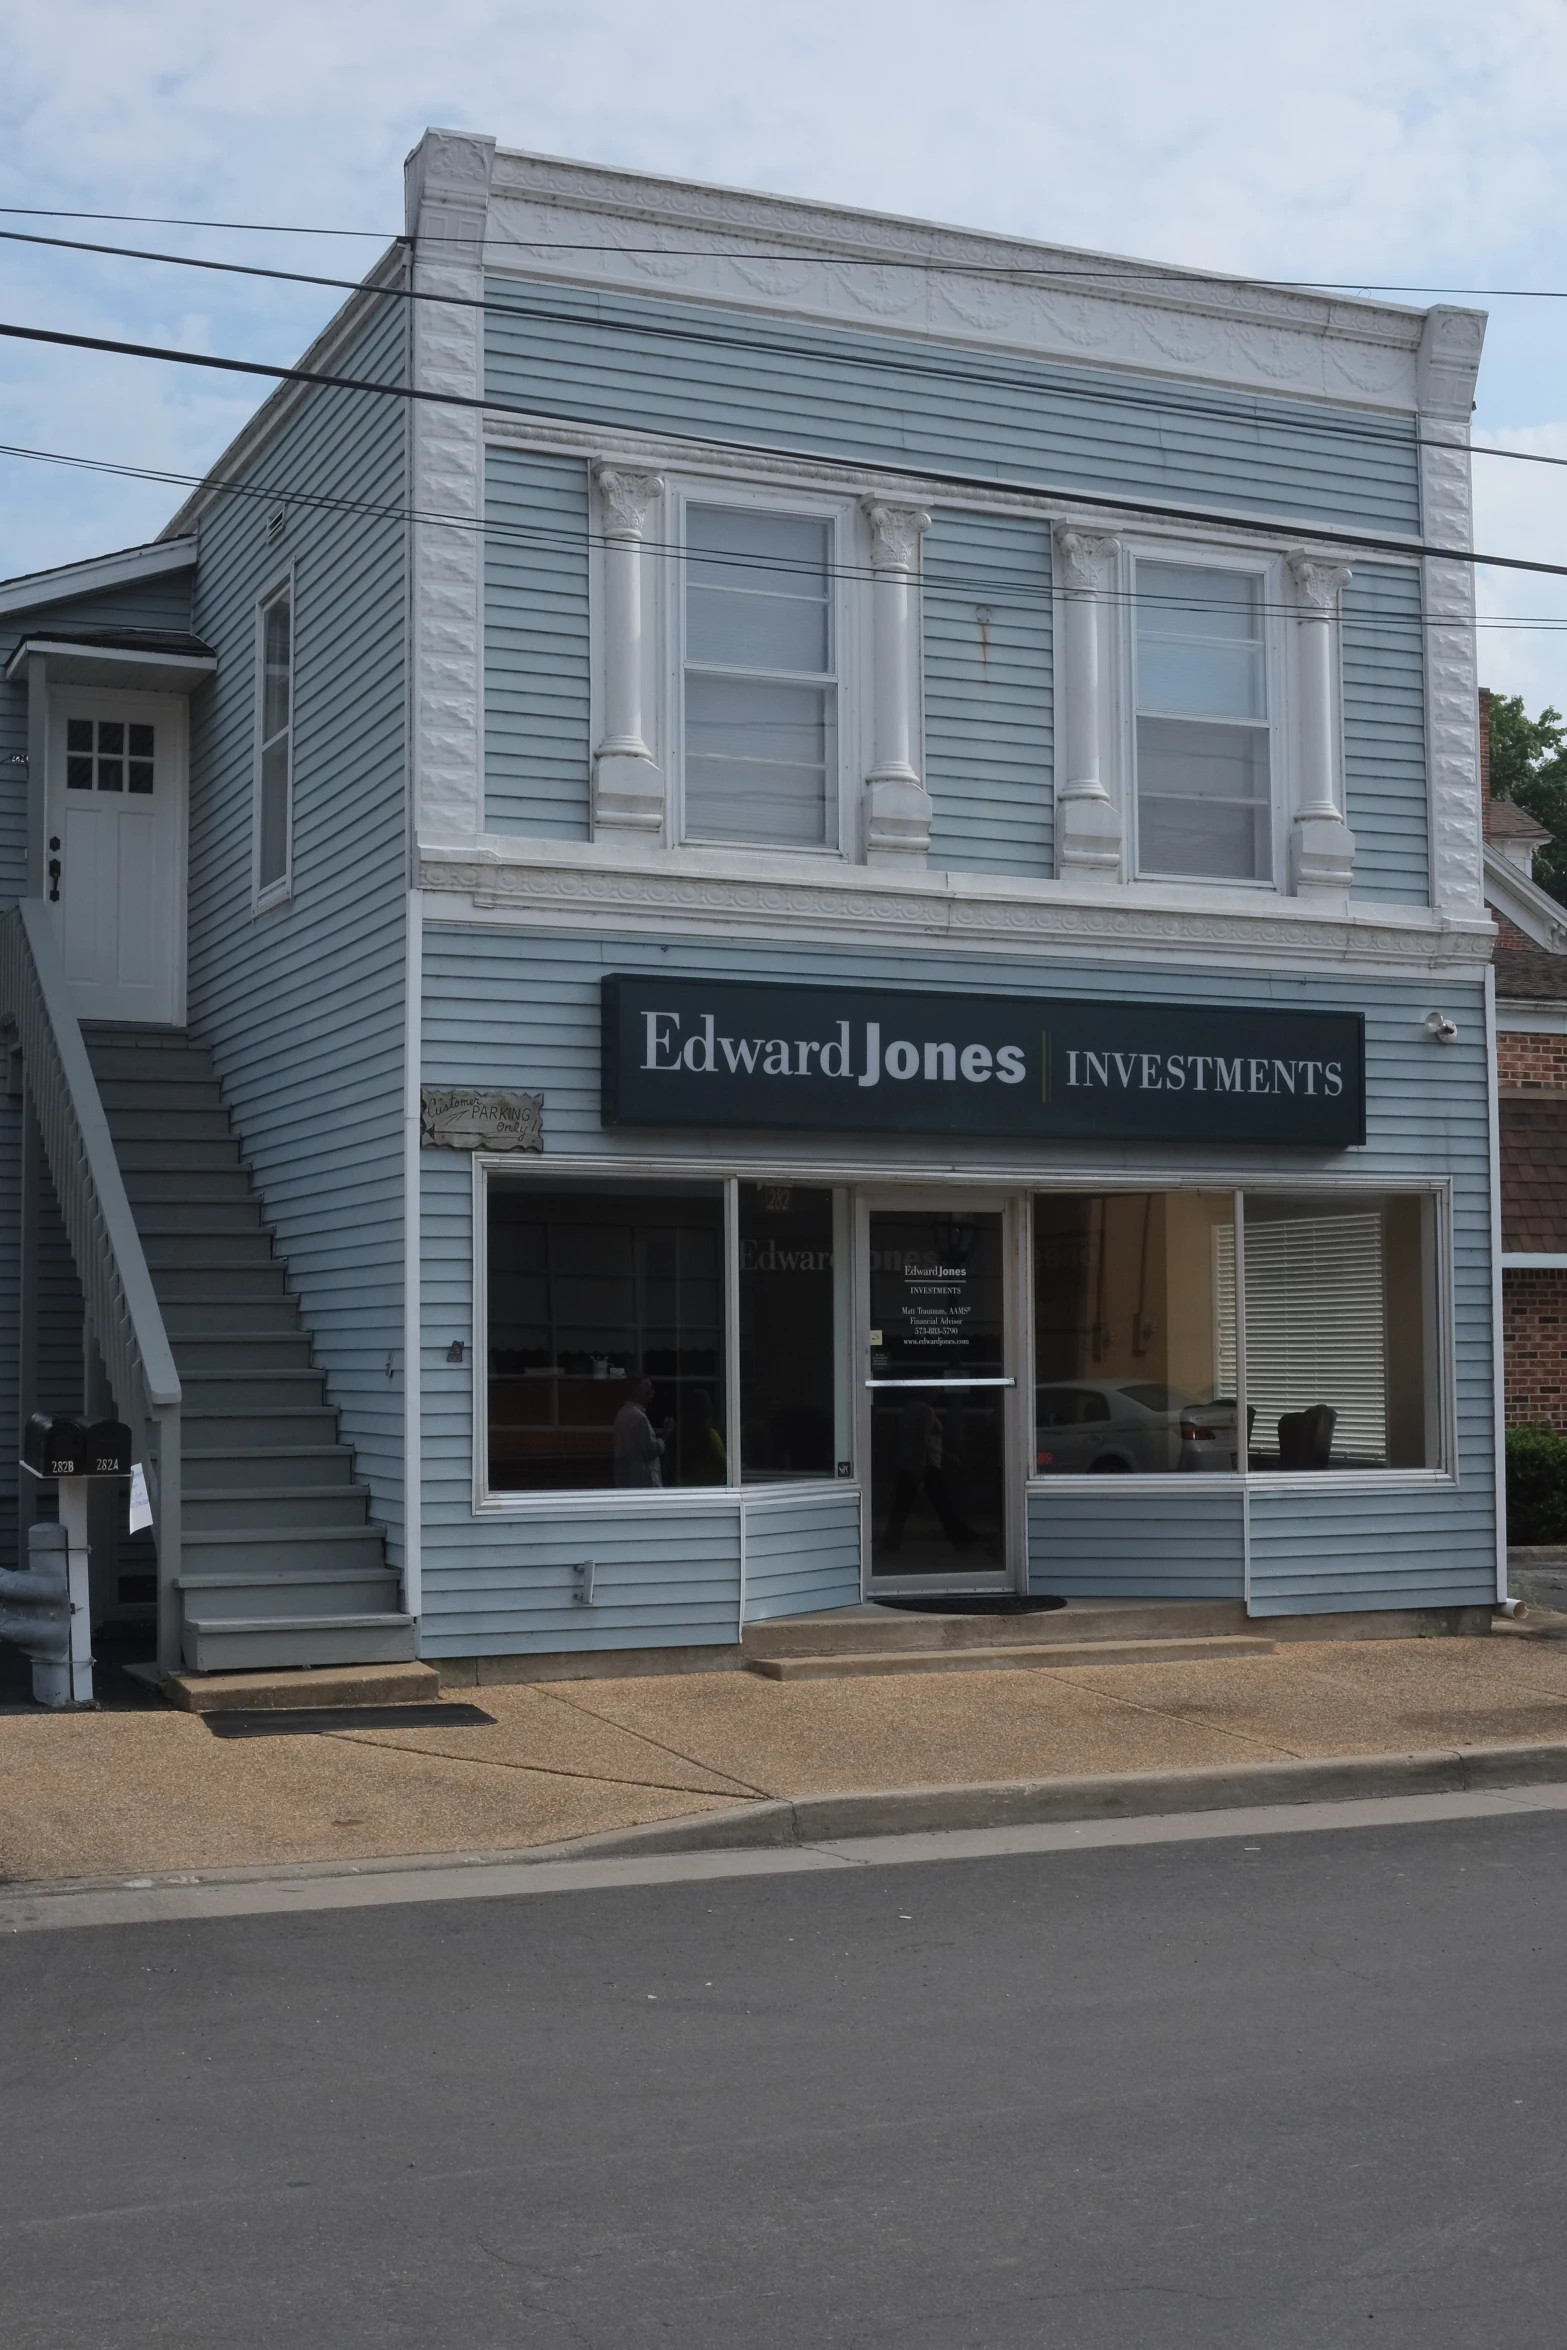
[682, 504, 837, 851]
[1133, 562, 1271, 885]
[255, 583, 293, 906]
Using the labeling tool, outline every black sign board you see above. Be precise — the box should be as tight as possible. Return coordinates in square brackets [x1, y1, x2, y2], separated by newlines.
[601, 976, 1365, 1146]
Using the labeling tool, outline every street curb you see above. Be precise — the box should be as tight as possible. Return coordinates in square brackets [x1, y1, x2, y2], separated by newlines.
[542, 1739, 1567, 1860]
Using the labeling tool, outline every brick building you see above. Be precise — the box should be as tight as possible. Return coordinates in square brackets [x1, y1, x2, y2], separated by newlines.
[1481, 690, 1567, 1427]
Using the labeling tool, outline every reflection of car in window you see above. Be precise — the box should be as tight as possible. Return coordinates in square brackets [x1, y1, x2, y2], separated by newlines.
[1034, 1381, 1240, 1474]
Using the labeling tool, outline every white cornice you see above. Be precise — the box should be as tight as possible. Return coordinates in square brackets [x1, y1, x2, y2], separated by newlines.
[416, 837, 1493, 977]
[484, 146, 1473, 416]
[0, 536, 196, 621]
[1484, 843, 1567, 953]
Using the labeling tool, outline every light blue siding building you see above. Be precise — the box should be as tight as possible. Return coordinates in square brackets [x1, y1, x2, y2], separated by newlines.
[0, 132, 1502, 1683]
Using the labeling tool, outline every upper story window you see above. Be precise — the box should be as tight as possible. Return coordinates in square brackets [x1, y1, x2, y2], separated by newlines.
[681, 505, 838, 851]
[255, 580, 293, 907]
[1133, 561, 1272, 885]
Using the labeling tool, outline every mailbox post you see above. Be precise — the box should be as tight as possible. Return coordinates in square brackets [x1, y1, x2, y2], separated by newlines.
[6, 1415, 135, 1708]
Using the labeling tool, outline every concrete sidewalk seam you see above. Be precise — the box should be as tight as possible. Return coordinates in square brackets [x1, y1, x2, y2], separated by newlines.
[1040, 1662, 1308, 1760]
[530, 1682, 778, 1801]
[322, 1726, 762, 1806]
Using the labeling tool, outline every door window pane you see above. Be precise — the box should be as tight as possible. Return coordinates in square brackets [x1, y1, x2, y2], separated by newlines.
[1136, 562, 1271, 883]
[684, 504, 836, 849]
[739, 1183, 836, 1481]
[1033, 1193, 1239, 1472]
[1231, 1193, 1434, 1469]
[869, 1209, 1008, 1574]
[487, 1185, 725, 1492]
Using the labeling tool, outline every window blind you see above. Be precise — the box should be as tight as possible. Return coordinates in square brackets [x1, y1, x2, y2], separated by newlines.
[1214, 1210, 1387, 1464]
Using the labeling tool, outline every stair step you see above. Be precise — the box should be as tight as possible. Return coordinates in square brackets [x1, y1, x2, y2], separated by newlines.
[742, 1600, 1255, 1658]
[134, 1201, 268, 1235]
[183, 1616, 419, 1672]
[176, 1570, 403, 1620]
[123, 1167, 256, 1204]
[142, 1231, 278, 1267]
[180, 1525, 389, 1575]
[115, 1137, 244, 1172]
[183, 1446, 358, 1492]
[184, 1409, 341, 1450]
[163, 1297, 301, 1335]
[84, 1046, 216, 1084]
[100, 1104, 233, 1139]
[747, 1635, 1278, 1682]
[172, 1332, 314, 1371]
[181, 1368, 328, 1409]
[183, 1483, 374, 1530]
[165, 1660, 440, 1713]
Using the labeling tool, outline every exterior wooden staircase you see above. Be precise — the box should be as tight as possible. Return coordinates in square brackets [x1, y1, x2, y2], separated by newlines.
[83, 1025, 414, 1673]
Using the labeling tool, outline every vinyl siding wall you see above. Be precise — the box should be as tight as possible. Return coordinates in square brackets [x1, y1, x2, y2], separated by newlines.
[1342, 563, 1429, 906]
[742, 1485, 862, 1623]
[185, 303, 410, 1562]
[419, 920, 1495, 1642]
[923, 511, 1053, 877]
[0, 572, 196, 1568]
[484, 447, 592, 837]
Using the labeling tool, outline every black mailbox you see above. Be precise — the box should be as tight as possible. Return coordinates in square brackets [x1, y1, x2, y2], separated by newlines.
[21, 1415, 133, 1478]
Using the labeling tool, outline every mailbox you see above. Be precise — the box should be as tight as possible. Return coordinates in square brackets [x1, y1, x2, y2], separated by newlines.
[21, 1415, 132, 1478]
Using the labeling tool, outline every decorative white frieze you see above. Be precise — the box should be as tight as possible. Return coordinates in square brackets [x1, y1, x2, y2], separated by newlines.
[1287, 553, 1356, 899]
[861, 498, 932, 867]
[592, 463, 666, 851]
[1053, 529, 1123, 882]
[421, 1086, 543, 1153]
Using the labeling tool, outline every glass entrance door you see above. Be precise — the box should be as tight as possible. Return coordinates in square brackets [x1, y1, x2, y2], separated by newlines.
[864, 1206, 1013, 1585]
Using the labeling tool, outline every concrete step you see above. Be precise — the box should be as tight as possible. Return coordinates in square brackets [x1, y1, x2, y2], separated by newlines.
[176, 1565, 402, 1619]
[183, 1482, 374, 1531]
[182, 1614, 419, 1673]
[179, 1524, 389, 1577]
[180, 1367, 328, 1410]
[183, 1407, 341, 1451]
[182, 1445, 358, 1492]
[163, 1296, 301, 1335]
[164, 1660, 440, 1713]
[747, 1635, 1277, 1681]
[172, 1331, 313, 1371]
[142, 1231, 278, 1268]
[742, 1599, 1254, 1659]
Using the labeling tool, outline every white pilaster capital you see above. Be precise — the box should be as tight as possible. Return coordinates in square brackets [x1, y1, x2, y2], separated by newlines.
[1055, 528, 1121, 594]
[1288, 553, 1353, 614]
[594, 465, 664, 538]
[862, 499, 931, 571]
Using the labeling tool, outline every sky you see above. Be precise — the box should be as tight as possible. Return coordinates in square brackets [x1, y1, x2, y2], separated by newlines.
[4, 0, 1567, 706]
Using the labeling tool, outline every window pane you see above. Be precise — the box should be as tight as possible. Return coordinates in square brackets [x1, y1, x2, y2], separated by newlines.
[1137, 563, 1265, 720]
[262, 597, 291, 740]
[66, 719, 92, 755]
[1033, 1193, 1239, 1473]
[1240, 1194, 1432, 1469]
[739, 1184, 836, 1482]
[67, 758, 93, 790]
[97, 722, 124, 755]
[258, 738, 290, 888]
[128, 724, 155, 759]
[685, 675, 832, 847]
[487, 1186, 726, 1492]
[128, 762, 155, 794]
[1137, 717, 1271, 882]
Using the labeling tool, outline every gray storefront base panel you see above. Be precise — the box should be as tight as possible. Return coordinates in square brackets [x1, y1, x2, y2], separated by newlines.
[1028, 1484, 1245, 1601]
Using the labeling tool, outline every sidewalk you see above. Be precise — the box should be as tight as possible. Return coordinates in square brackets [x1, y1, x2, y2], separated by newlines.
[6, 1631, 1567, 1885]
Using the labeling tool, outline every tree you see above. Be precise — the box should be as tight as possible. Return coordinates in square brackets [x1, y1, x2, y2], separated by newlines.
[1486, 690, 1567, 907]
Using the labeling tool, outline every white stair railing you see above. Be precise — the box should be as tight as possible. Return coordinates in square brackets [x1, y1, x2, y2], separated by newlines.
[0, 900, 182, 1670]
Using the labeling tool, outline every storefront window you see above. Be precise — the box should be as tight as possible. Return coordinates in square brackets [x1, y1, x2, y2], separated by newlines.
[1231, 1193, 1435, 1469]
[1033, 1192, 1239, 1473]
[738, 1183, 837, 1481]
[487, 1184, 725, 1492]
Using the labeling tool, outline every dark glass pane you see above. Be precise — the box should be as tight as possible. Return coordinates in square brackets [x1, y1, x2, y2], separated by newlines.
[1031, 1193, 1238, 1474]
[98, 722, 124, 755]
[739, 1184, 835, 1482]
[66, 758, 93, 790]
[127, 762, 154, 794]
[487, 1186, 725, 1492]
[96, 758, 124, 793]
[258, 740, 289, 887]
[867, 1210, 1006, 1574]
[66, 719, 93, 754]
[128, 724, 155, 758]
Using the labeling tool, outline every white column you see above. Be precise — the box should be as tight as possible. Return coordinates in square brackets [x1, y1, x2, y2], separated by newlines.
[1417, 306, 1488, 916]
[861, 499, 932, 866]
[1054, 529, 1123, 880]
[1288, 554, 1355, 898]
[592, 465, 666, 850]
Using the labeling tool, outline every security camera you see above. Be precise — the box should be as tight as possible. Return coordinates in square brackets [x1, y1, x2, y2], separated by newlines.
[1425, 1011, 1459, 1044]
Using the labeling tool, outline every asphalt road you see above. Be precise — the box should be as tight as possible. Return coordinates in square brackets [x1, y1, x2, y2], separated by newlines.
[6, 1811, 1567, 2349]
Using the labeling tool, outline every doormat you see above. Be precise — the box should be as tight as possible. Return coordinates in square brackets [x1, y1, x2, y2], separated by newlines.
[204, 1703, 496, 1738]
[873, 1594, 1067, 1617]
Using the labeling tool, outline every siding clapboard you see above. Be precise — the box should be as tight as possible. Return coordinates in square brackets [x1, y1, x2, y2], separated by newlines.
[1028, 1484, 1245, 1600]
[1342, 563, 1429, 907]
[923, 510, 1053, 877]
[484, 279, 1423, 538]
[484, 446, 592, 837]
[743, 1485, 861, 1621]
[186, 301, 410, 1566]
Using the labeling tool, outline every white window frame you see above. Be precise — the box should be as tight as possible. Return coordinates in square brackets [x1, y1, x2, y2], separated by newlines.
[663, 478, 867, 861]
[252, 566, 295, 913]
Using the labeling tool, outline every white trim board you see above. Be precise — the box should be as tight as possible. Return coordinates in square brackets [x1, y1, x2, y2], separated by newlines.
[0, 537, 197, 620]
[1502, 1253, 1567, 1270]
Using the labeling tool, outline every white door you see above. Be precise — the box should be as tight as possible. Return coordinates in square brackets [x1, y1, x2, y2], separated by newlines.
[46, 688, 186, 1024]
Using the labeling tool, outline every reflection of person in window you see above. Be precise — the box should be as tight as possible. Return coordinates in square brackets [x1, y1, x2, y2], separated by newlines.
[613, 1377, 668, 1488]
[676, 1388, 728, 1486]
[884, 1395, 972, 1551]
